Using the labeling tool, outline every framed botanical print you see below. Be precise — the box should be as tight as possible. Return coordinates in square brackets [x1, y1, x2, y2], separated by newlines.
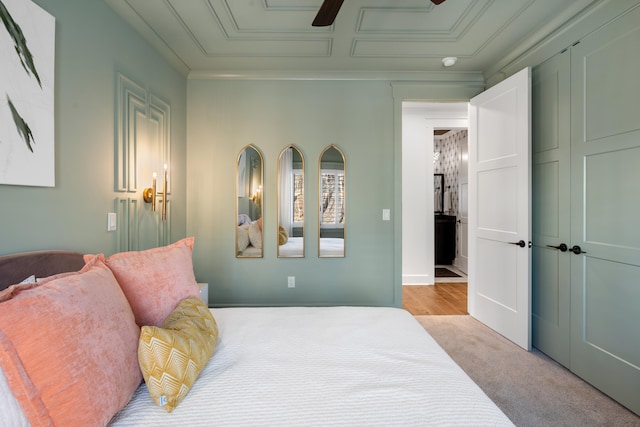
[0, 0, 55, 187]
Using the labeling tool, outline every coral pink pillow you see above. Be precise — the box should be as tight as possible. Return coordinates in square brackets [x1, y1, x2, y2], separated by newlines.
[0, 255, 142, 427]
[100, 237, 200, 327]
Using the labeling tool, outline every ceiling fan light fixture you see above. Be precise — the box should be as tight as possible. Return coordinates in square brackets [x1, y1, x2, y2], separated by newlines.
[442, 57, 458, 67]
[312, 0, 344, 27]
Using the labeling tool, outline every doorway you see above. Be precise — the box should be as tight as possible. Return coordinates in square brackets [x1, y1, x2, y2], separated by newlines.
[400, 68, 532, 350]
[401, 102, 469, 315]
[434, 128, 469, 277]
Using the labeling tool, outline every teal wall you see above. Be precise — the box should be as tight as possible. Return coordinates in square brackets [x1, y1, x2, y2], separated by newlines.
[0, 0, 187, 256]
[186, 79, 397, 306]
[2, 0, 635, 310]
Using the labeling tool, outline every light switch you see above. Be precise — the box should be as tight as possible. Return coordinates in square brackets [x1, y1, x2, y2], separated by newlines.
[107, 213, 117, 231]
[382, 209, 391, 221]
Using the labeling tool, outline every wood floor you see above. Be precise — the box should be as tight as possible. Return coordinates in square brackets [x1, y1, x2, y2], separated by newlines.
[402, 283, 468, 315]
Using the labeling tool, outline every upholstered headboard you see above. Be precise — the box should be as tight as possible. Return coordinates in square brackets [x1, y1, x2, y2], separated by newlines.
[0, 250, 85, 291]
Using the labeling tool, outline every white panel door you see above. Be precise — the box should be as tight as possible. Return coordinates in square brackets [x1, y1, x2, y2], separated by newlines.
[456, 137, 468, 274]
[468, 68, 531, 350]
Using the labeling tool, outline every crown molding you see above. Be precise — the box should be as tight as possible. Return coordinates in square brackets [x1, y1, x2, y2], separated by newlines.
[187, 69, 485, 83]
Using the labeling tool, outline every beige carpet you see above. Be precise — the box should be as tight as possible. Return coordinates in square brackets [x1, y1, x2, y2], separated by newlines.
[416, 315, 640, 427]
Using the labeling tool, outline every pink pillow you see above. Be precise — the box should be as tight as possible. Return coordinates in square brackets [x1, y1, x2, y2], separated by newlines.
[0, 255, 142, 427]
[100, 237, 200, 327]
[0, 270, 77, 303]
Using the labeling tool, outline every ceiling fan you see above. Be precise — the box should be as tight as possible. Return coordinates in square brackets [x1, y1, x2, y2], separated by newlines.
[313, 0, 446, 27]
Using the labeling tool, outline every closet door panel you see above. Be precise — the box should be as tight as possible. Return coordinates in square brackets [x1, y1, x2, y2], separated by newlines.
[570, 6, 640, 415]
[582, 258, 640, 368]
[584, 146, 640, 254]
[531, 51, 571, 367]
[583, 27, 640, 141]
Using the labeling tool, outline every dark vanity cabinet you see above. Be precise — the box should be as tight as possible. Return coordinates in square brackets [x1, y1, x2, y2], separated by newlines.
[435, 215, 456, 265]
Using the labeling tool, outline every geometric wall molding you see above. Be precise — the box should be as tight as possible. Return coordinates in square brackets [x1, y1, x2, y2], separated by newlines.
[115, 197, 136, 252]
[148, 93, 171, 195]
[115, 73, 171, 193]
[115, 196, 171, 252]
[115, 73, 172, 251]
[116, 73, 146, 192]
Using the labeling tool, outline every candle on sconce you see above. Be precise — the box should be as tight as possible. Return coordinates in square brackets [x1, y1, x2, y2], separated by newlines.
[152, 172, 157, 211]
[162, 164, 168, 220]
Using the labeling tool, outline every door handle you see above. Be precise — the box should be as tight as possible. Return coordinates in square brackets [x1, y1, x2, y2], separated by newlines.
[510, 240, 526, 248]
[546, 243, 568, 252]
[570, 245, 587, 255]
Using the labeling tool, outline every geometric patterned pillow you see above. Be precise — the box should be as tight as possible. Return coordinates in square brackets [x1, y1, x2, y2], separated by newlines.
[138, 297, 218, 412]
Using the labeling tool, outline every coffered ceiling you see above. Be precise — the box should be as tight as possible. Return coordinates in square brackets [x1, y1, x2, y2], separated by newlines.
[106, 0, 596, 79]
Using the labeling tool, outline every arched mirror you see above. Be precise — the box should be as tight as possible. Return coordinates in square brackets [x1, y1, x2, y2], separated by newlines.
[236, 144, 263, 258]
[277, 145, 305, 258]
[319, 145, 345, 257]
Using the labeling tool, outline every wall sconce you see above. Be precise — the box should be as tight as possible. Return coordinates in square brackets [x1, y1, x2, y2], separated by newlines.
[143, 164, 168, 220]
[251, 185, 262, 207]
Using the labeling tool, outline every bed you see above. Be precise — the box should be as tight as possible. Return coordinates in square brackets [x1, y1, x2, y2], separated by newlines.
[278, 236, 304, 257]
[276, 237, 345, 257]
[319, 237, 344, 257]
[0, 242, 513, 426]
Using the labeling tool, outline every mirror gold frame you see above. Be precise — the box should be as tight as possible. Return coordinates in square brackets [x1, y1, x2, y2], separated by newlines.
[236, 144, 264, 258]
[318, 145, 345, 258]
[277, 145, 305, 258]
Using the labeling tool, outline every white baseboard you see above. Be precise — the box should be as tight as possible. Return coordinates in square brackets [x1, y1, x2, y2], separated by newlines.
[454, 257, 468, 275]
[402, 274, 434, 285]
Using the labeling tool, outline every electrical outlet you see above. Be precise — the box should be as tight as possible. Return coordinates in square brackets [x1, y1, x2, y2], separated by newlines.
[287, 276, 295, 288]
[382, 209, 390, 221]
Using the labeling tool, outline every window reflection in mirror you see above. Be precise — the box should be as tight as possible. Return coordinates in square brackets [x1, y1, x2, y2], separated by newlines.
[236, 145, 263, 258]
[319, 145, 345, 257]
[278, 145, 304, 258]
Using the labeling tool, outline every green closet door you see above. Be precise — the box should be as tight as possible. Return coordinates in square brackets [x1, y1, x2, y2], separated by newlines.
[532, 50, 571, 367]
[570, 6, 640, 415]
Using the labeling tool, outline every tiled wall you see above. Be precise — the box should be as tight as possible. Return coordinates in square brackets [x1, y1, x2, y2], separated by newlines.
[434, 129, 467, 217]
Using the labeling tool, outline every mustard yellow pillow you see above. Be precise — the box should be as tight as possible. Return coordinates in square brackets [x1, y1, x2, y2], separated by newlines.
[138, 297, 218, 412]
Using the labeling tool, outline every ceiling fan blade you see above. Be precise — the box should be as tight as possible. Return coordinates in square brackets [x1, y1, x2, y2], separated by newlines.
[432, 0, 446, 4]
[312, 0, 344, 27]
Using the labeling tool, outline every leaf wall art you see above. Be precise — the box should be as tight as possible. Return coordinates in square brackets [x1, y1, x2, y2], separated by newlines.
[0, 0, 55, 187]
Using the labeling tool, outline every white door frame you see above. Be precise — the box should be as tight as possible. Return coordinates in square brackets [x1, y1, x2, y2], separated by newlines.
[455, 137, 469, 274]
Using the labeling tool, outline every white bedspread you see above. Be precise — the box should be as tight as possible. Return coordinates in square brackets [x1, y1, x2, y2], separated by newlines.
[109, 307, 512, 426]
[319, 237, 344, 256]
[278, 236, 304, 257]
